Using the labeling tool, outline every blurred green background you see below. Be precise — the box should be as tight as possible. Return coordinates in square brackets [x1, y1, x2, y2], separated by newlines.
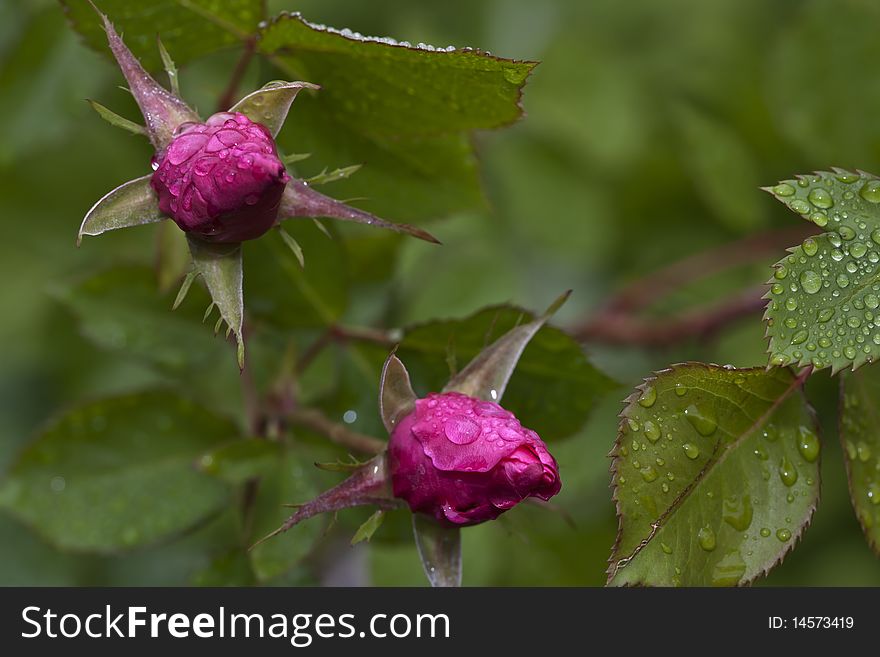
[1, 0, 879, 585]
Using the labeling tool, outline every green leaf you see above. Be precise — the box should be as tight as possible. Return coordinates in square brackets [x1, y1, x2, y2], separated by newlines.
[77, 174, 164, 245]
[608, 364, 820, 587]
[60, 0, 262, 69]
[839, 367, 880, 555]
[192, 549, 256, 586]
[413, 514, 461, 587]
[55, 265, 231, 371]
[399, 305, 615, 440]
[244, 221, 348, 328]
[248, 447, 323, 582]
[444, 290, 570, 402]
[86, 99, 146, 135]
[228, 80, 319, 137]
[197, 439, 283, 486]
[259, 12, 533, 137]
[763, 172, 880, 372]
[351, 509, 385, 545]
[0, 391, 235, 552]
[156, 219, 191, 293]
[260, 11, 534, 220]
[187, 237, 244, 368]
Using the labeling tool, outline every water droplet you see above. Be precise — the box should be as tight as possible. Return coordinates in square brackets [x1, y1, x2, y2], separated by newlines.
[860, 180, 880, 203]
[444, 415, 481, 444]
[723, 495, 754, 531]
[643, 420, 661, 443]
[807, 187, 833, 209]
[837, 171, 860, 184]
[682, 443, 700, 459]
[857, 441, 872, 462]
[697, 526, 716, 551]
[684, 404, 717, 436]
[674, 383, 687, 397]
[851, 242, 868, 259]
[839, 225, 856, 240]
[773, 183, 795, 197]
[789, 199, 810, 214]
[638, 386, 657, 408]
[776, 528, 792, 542]
[760, 527, 771, 537]
[661, 542, 673, 554]
[640, 465, 658, 483]
[785, 297, 799, 312]
[802, 238, 818, 256]
[810, 211, 828, 227]
[790, 330, 808, 345]
[817, 308, 835, 323]
[775, 265, 788, 280]
[799, 270, 822, 294]
[779, 456, 798, 487]
[866, 294, 880, 309]
[867, 482, 880, 506]
[627, 418, 640, 432]
[796, 426, 820, 463]
[754, 445, 768, 460]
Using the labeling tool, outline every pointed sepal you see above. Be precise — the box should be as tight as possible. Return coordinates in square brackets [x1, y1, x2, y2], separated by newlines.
[379, 353, 418, 433]
[279, 179, 440, 244]
[94, 6, 199, 149]
[413, 515, 462, 587]
[78, 174, 164, 245]
[186, 237, 245, 368]
[229, 81, 319, 138]
[443, 290, 572, 402]
[252, 454, 399, 548]
[86, 99, 147, 135]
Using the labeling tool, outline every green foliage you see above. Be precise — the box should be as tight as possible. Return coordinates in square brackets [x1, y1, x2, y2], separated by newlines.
[55, 265, 232, 371]
[60, 0, 262, 68]
[400, 305, 615, 440]
[608, 364, 820, 586]
[259, 12, 533, 221]
[0, 391, 236, 552]
[247, 447, 324, 582]
[764, 170, 880, 373]
[839, 368, 880, 555]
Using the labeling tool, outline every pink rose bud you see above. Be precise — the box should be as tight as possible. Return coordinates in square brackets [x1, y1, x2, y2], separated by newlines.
[389, 392, 561, 526]
[150, 112, 290, 243]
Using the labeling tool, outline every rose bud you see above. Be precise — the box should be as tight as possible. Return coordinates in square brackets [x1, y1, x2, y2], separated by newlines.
[150, 112, 290, 243]
[389, 391, 561, 526]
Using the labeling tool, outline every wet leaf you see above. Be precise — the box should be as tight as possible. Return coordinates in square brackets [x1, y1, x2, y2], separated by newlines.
[260, 11, 534, 220]
[0, 391, 235, 552]
[764, 171, 880, 373]
[839, 367, 880, 555]
[86, 99, 146, 135]
[608, 364, 820, 587]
